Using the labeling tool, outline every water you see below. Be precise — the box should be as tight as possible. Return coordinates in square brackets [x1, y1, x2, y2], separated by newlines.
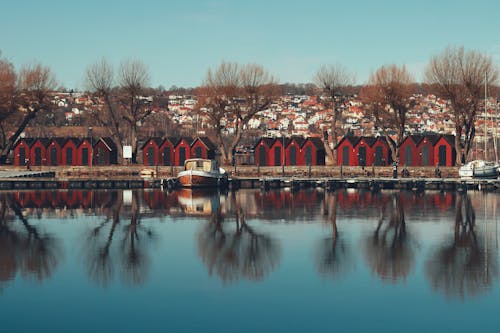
[0, 188, 499, 332]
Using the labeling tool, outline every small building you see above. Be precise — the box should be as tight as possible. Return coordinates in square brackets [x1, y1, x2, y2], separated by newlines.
[174, 137, 193, 166]
[77, 137, 94, 166]
[29, 138, 50, 166]
[335, 136, 361, 166]
[286, 136, 306, 166]
[301, 137, 326, 166]
[93, 137, 118, 165]
[268, 137, 287, 166]
[13, 138, 35, 166]
[46, 138, 64, 166]
[159, 137, 177, 166]
[254, 137, 276, 166]
[61, 138, 80, 166]
[433, 135, 456, 167]
[141, 137, 164, 166]
[191, 137, 216, 160]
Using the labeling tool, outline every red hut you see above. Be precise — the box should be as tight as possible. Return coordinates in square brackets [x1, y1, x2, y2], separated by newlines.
[357, 136, 394, 166]
[77, 137, 93, 166]
[191, 137, 216, 160]
[30, 138, 50, 166]
[301, 137, 326, 166]
[13, 138, 34, 166]
[286, 136, 306, 166]
[61, 138, 80, 166]
[433, 135, 456, 166]
[159, 137, 176, 166]
[93, 137, 118, 165]
[269, 137, 286, 166]
[335, 136, 361, 166]
[46, 138, 64, 166]
[141, 138, 164, 166]
[254, 137, 276, 166]
[174, 137, 192, 166]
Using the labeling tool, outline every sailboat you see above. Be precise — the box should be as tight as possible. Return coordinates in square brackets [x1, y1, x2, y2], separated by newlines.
[459, 78, 499, 179]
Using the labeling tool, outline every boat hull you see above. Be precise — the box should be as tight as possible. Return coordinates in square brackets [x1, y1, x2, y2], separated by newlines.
[459, 160, 499, 179]
[177, 170, 227, 188]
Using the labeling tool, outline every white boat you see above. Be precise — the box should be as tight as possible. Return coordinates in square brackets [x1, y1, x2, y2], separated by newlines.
[459, 160, 499, 178]
[177, 158, 228, 188]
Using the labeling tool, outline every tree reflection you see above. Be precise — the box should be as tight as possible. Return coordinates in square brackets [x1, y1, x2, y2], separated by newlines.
[0, 193, 62, 290]
[197, 192, 280, 284]
[425, 193, 498, 299]
[364, 193, 414, 283]
[84, 190, 155, 287]
[315, 190, 353, 279]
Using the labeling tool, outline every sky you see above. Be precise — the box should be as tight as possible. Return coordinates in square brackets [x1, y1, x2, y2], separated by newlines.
[1, 0, 500, 90]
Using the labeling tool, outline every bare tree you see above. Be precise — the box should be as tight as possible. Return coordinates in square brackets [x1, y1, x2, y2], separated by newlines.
[85, 58, 152, 163]
[360, 65, 415, 161]
[196, 61, 278, 164]
[313, 64, 354, 164]
[0, 60, 57, 163]
[426, 46, 498, 164]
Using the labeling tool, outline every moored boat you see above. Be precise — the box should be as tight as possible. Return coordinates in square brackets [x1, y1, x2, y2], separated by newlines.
[458, 160, 499, 179]
[177, 158, 228, 188]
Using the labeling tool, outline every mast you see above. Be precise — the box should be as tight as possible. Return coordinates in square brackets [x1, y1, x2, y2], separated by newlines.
[484, 72, 488, 160]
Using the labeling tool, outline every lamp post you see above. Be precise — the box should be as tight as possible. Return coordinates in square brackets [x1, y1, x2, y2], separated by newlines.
[88, 127, 93, 174]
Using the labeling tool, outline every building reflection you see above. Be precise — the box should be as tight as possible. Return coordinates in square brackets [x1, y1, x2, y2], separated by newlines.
[0, 193, 62, 292]
[425, 193, 499, 299]
[363, 192, 414, 283]
[196, 191, 281, 284]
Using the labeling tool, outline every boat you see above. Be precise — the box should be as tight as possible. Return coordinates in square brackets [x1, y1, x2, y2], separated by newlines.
[177, 158, 228, 188]
[459, 160, 499, 179]
[177, 189, 221, 215]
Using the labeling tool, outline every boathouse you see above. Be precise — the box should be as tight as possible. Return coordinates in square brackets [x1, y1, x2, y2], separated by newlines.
[286, 136, 306, 166]
[300, 137, 326, 166]
[254, 137, 275, 166]
[159, 137, 176, 166]
[29, 138, 49, 166]
[77, 137, 93, 166]
[269, 137, 287, 166]
[433, 135, 456, 166]
[191, 137, 216, 160]
[13, 138, 35, 166]
[336, 136, 361, 166]
[93, 137, 118, 165]
[45, 138, 66, 166]
[174, 137, 193, 166]
[141, 137, 164, 166]
[61, 138, 80, 166]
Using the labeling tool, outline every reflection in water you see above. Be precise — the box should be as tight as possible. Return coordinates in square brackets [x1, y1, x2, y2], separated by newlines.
[425, 193, 498, 299]
[84, 190, 155, 287]
[0, 193, 62, 292]
[315, 191, 353, 279]
[197, 191, 281, 284]
[364, 193, 414, 283]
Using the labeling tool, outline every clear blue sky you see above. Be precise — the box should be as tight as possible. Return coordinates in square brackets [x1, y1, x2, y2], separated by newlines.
[1, 0, 500, 90]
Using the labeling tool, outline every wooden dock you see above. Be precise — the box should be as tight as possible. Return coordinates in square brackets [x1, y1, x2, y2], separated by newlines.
[0, 173, 498, 192]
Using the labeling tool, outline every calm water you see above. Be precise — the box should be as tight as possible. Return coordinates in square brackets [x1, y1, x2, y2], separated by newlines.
[0, 188, 499, 332]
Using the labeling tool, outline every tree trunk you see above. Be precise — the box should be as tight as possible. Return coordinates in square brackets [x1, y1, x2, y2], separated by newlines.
[0, 109, 37, 164]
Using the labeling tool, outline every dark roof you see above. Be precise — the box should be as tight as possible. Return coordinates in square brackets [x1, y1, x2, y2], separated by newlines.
[334, 135, 361, 149]
[161, 137, 178, 146]
[290, 136, 307, 148]
[307, 137, 326, 150]
[193, 137, 217, 151]
[253, 137, 276, 149]
[176, 137, 194, 146]
[140, 137, 164, 150]
[440, 134, 456, 147]
[14, 138, 36, 148]
[98, 137, 117, 151]
[359, 136, 377, 147]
